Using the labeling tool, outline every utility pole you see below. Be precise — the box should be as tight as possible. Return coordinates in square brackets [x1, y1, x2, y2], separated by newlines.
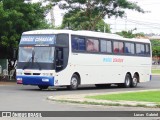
[114, 17, 117, 33]
[50, 7, 55, 27]
[125, 16, 127, 31]
[104, 25, 106, 33]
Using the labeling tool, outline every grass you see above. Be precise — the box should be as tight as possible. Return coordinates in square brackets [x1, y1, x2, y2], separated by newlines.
[86, 91, 160, 103]
[152, 69, 160, 74]
[48, 97, 160, 108]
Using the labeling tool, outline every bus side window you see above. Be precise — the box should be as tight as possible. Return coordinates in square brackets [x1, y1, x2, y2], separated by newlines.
[78, 38, 86, 50]
[72, 37, 78, 50]
[136, 44, 141, 54]
[141, 44, 145, 54]
[136, 43, 145, 55]
[125, 42, 135, 54]
[113, 42, 119, 53]
[86, 39, 99, 52]
[125, 43, 130, 53]
[119, 42, 124, 53]
[145, 44, 150, 55]
[113, 41, 124, 54]
[100, 40, 112, 53]
[71, 36, 85, 51]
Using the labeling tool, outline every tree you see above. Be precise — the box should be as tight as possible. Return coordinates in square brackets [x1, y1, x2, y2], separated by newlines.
[0, 0, 50, 73]
[95, 20, 110, 33]
[47, 0, 144, 30]
[61, 12, 111, 32]
[151, 40, 160, 57]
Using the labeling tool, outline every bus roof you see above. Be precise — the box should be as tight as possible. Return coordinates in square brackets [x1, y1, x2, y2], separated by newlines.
[22, 29, 150, 43]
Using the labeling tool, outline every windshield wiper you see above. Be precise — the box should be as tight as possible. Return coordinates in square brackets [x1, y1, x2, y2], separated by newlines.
[34, 57, 41, 70]
[23, 57, 32, 70]
[23, 49, 34, 70]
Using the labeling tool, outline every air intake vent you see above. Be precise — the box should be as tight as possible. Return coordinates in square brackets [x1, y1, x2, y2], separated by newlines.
[33, 73, 40, 75]
[24, 73, 31, 75]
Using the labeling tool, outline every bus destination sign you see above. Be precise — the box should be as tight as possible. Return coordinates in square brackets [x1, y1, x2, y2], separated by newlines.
[20, 35, 55, 45]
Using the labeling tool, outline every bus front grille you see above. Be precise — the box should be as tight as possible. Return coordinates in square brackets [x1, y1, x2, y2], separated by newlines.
[24, 73, 31, 75]
[24, 73, 40, 75]
[33, 73, 40, 75]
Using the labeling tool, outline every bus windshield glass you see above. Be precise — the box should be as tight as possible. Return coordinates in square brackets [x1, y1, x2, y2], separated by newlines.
[18, 46, 55, 63]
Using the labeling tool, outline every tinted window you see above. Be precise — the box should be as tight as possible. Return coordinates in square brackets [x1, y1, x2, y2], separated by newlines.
[72, 36, 86, 51]
[100, 40, 112, 53]
[131, 43, 135, 54]
[136, 44, 145, 54]
[113, 41, 124, 53]
[86, 38, 99, 52]
[113, 42, 119, 53]
[107, 41, 112, 53]
[125, 42, 135, 54]
[136, 44, 141, 54]
[146, 44, 150, 55]
[141, 44, 145, 53]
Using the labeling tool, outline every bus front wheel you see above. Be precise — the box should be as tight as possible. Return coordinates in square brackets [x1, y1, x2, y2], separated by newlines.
[38, 85, 49, 90]
[67, 74, 79, 90]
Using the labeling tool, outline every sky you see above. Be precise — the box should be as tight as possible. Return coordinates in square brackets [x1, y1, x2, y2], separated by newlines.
[32, 0, 160, 34]
[108, 0, 160, 34]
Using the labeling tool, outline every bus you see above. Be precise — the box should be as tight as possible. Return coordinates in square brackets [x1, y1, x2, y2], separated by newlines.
[16, 30, 152, 90]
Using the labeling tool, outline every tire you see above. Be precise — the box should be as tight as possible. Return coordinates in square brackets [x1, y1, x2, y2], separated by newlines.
[123, 74, 131, 88]
[131, 75, 138, 87]
[118, 74, 131, 88]
[95, 84, 111, 88]
[68, 74, 79, 90]
[38, 85, 49, 90]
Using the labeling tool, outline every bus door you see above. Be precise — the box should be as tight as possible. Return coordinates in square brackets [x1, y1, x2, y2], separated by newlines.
[55, 47, 64, 72]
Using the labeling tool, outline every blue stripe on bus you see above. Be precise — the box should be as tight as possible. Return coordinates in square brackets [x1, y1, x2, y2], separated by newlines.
[16, 75, 54, 86]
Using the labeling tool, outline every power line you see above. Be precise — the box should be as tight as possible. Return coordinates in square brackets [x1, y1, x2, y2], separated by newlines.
[125, 19, 160, 26]
[107, 18, 160, 26]
[125, 20, 160, 29]
[108, 18, 160, 29]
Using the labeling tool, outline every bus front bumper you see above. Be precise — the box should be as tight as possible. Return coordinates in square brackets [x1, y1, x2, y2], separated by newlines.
[16, 75, 54, 86]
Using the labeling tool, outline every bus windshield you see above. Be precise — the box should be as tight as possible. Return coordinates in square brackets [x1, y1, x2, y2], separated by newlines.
[18, 46, 55, 63]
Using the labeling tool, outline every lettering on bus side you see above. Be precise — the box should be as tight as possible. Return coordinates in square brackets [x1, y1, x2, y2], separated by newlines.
[113, 58, 124, 63]
[103, 58, 124, 63]
[103, 58, 112, 62]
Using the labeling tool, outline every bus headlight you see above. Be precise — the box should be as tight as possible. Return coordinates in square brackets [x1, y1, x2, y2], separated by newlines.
[42, 73, 47, 76]
[16, 72, 23, 75]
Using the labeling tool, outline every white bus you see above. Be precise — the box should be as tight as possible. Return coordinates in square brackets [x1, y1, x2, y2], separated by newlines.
[16, 30, 152, 90]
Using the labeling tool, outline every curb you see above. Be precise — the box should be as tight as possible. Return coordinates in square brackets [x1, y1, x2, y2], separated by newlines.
[47, 89, 160, 108]
[0, 81, 16, 86]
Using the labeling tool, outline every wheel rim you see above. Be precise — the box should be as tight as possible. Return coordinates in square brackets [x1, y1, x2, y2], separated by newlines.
[132, 77, 138, 86]
[126, 77, 130, 86]
[71, 77, 78, 88]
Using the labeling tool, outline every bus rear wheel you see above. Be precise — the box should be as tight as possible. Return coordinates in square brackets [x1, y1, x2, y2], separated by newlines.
[38, 85, 49, 90]
[67, 74, 79, 90]
[131, 75, 138, 87]
[124, 74, 131, 88]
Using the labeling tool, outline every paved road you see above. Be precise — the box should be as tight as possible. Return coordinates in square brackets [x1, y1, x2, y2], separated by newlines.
[0, 76, 160, 120]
